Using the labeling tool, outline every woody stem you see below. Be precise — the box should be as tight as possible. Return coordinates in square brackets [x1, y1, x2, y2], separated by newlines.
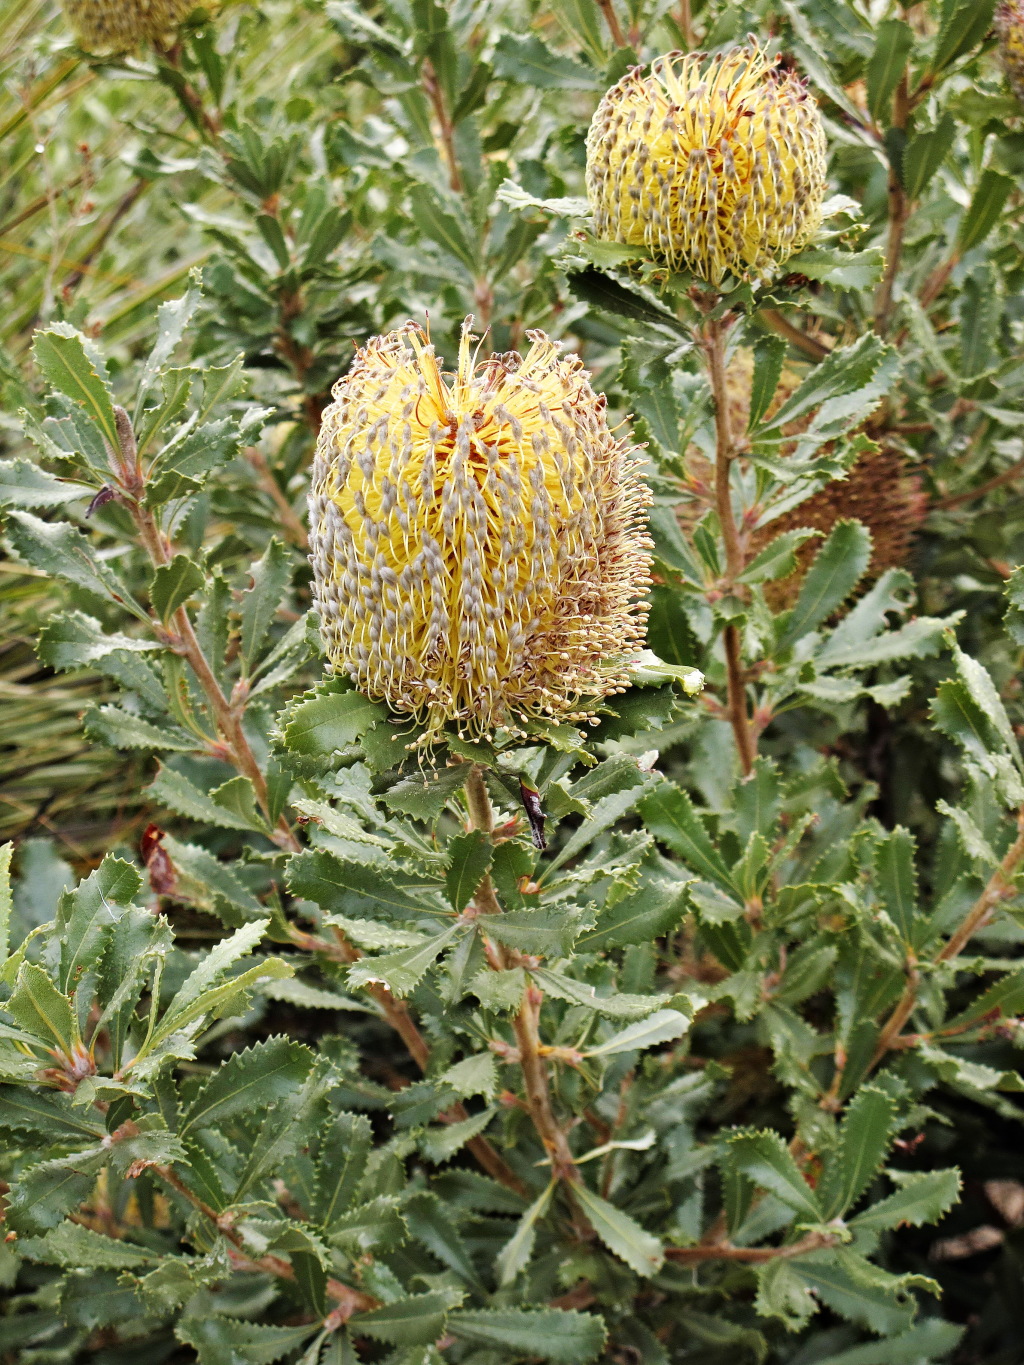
[465, 765, 580, 1183]
[702, 315, 756, 776]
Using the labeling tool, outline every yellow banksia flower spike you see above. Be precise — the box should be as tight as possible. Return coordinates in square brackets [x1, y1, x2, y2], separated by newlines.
[61, 0, 194, 51]
[996, 1, 1024, 102]
[309, 321, 653, 742]
[586, 43, 828, 287]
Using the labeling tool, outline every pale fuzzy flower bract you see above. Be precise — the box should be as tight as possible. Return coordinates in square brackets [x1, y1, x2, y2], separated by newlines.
[308, 322, 653, 742]
[586, 43, 828, 287]
[62, 0, 194, 51]
[996, 0, 1024, 102]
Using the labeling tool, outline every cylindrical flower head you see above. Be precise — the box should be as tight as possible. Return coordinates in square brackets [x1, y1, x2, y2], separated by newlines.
[996, 1, 1024, 102]
[586, 44, 827, 286]
[61, 0, 194, 51]
[309, 322, 653, 741]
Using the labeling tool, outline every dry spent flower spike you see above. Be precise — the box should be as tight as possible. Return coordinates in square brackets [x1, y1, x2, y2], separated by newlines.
[586, 42, 827, 286]
[308, 321, 653, 742]
[61, 0, 194, 51]
[996, 1, 1024, 103]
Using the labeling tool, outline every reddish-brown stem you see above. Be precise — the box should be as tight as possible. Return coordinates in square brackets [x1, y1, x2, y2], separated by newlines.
[308, 921, 527, 1197]
[677, 0, 695, 47]
[867, 813, 1024, 1075]
[246, 447, 308, 548]
[918, 251, 960, 312]
[114, 408, 299, 851]
[702, 315, 756, 776]
[464, 765, 580, 1185]
[932, 456, 1024, 511]
[873, 71, 911, 336]
[666, 1230, 836, 1264]
[760, 307, 831, 361]
[596, 0, 628, 47]
[154, 1162, 376, 1320]
[422, 58, 462, 194]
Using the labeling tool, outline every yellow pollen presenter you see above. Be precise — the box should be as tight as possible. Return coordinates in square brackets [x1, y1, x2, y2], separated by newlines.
[308, 322, 653, 741]
[586, 43, 828, 287]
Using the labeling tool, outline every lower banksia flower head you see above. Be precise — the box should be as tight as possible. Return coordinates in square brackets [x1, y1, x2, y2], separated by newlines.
[61, 0, 193, 51]
[996, 1, 1024, 102]
[309, 322, 653, 742]
[586, 43, 827, 286]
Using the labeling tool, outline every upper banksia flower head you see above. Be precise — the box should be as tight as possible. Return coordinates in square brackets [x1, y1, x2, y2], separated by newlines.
[586, 43, 828, 286]
[308, 322, 653, 742]
[61, 0, 194, 51]
[996, 1, 1024, 102]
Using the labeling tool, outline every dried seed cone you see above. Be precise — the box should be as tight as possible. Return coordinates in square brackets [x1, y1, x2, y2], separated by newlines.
[996, 1, 1024, 102]
[586, 44, 828, 286]
[61, 0, 193, 51]
[679, 351, 926, 606]
[309, 323, 653, 741]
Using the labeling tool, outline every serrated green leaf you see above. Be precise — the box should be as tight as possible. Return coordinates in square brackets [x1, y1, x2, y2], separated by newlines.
[177, 1317, 319, 1365]
[577, 877, 688, 952]
[150, 553, 205, 623]
[781, 521, 871, 647]
[748, 334, 787, 431]
[849, 1168, 962, 1233]
[84, 704, 195, 753]
[496, 1178, 555, 1285]
[147, 766, 263, 832]
[585, 1008, 691, 1058]
[484, 905, 589, 958]
[241, 537, 291, 670]
[903, 113, 955, 199]
[866, 19, 913, 122]
[931, 0, 996, 72]
[450, 1307, 606, 1362]
[873, 828, 919, 943]
[5, 1146, 106, 1232]
[182, 1036, 315, 1134]
[639, 785, 736, 891]
[819, 1086, 898, 1219]
[957, 169, 1013, 254]
[315, 1111, 373, 1226]
[0, 458, 87, 507]
[280, 682, 386, 755]
[6, 961, 76, 1052]
[5, 510, 146, 620]
[533, 968, 670, 1018]
[727, 1129, 822, 1219]
[572, 1182, 664, 1275]
[233, 1058, 332, 1198]
[348, 924, 461, 997]
[352, 1290, 464, 1346]
[445, 830, 493, 913]
[492, 33, 597, 88]
[0, 1084, 105, 1143]
[32, 324, 119, 453]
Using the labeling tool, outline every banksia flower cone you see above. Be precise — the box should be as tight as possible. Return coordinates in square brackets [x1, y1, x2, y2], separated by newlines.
[586, 44, 827, 286]
[309, 322, 652, 741]
[62, 0, 193, 51]
[996, 2, 1024, 102]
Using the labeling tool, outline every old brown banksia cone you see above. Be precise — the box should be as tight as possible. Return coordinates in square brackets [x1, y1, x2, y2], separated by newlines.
[61, 0, 194, 51]
[585, 43, 827, 286]
[308, 323, 653, 742]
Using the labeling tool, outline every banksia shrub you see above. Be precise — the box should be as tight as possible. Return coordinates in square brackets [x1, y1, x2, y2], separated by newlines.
[585, 44, 827, 285]
[996, 0, 1024, 102]
[308, 322, 652, 740]
[61, 0, 193, 51]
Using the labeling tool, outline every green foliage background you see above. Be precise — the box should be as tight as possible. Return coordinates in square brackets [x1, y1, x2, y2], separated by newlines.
[3, 1, 1024, 1362]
